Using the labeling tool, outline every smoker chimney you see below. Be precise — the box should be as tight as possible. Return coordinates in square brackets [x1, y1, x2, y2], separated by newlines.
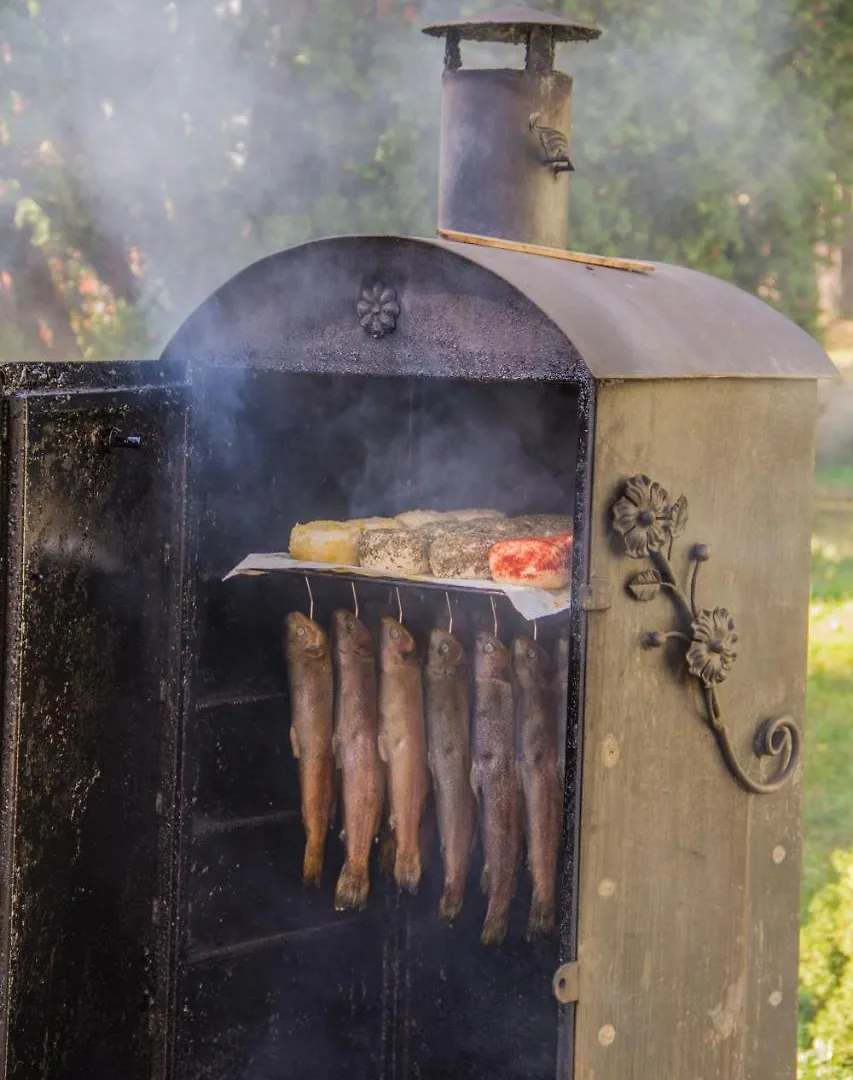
[423, 6, 602, 249]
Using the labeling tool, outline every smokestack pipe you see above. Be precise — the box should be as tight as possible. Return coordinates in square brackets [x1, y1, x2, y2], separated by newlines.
[423, 6, 602, 250]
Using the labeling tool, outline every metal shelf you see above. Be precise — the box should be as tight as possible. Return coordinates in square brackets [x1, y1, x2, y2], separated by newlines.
[186, 916, 371, 966]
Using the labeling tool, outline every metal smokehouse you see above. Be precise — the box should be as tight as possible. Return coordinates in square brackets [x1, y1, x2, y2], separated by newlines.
[0, 7, 836, 1080]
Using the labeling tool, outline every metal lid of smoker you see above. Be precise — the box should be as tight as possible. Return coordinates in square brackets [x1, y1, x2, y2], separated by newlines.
[421, 6, 602, 45]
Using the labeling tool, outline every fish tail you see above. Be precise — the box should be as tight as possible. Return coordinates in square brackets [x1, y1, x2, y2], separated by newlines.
[302, 841, 325, 887]
[527, 895, 556, 940]
[334, 862, 370, 912]
[480, 910, 509, 947]
[394, 849, 422, 894]
[439, 882, 464, 923]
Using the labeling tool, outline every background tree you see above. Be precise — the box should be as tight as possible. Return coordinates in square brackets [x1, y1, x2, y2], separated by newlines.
[0, 0, 850, 359]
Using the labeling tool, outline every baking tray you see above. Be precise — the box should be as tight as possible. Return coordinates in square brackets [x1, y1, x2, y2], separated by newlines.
[224, 553, 570, 621]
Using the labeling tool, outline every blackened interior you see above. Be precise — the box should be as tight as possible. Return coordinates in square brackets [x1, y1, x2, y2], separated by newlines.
[177, 368, 582, 1080]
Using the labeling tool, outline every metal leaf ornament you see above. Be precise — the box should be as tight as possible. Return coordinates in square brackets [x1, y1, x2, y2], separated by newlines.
[611, 474, 800, 795]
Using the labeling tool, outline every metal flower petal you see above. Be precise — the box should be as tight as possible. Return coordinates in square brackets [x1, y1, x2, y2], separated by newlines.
[356, 283, 400, 338]
[687, 607, 739, 686]
[612, 474, 671, 558]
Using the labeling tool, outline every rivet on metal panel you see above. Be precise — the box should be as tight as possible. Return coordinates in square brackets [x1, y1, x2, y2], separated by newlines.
[772, 845, 787, 864]
[602, 734, 620, 768]
[580, 577, 611, 612]
[598, 878, 616, 899]
[552, 962, 579, 1004]
[598, 1024, 616, 1047]
[768, 991, 783, 1007]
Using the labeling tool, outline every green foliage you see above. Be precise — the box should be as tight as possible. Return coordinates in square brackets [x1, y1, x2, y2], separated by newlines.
[799, 850, 853, 1078]
[0, 0, 851, 355]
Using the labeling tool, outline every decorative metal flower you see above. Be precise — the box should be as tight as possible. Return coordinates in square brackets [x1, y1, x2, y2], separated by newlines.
[611, 473, 800, 796]
[611, 474, 670, 558]
[687, 608, 738, 686]
[357, 283, 400, 338]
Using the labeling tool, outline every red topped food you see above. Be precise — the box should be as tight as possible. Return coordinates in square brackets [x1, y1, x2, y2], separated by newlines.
[488, 535, 572, 590]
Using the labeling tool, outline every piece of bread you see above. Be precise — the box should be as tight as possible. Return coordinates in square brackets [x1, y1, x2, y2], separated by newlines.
[358, 529, 431, 576]
[488, 536, 572, 590]
[428, 531, 496, 579]
[290, 520, 362, 565]
[445, 509, 507, 523]
[508, 515, 573, 540]
[395, 509, 447, 529]
[350, 516, 406, 532]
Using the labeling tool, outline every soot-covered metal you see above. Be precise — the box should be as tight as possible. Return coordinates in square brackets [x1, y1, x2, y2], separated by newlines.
[0, 7, 834, 1080]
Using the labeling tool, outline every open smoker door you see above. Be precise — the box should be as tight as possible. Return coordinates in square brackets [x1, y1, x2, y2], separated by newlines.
[0, 364, 188, 1080]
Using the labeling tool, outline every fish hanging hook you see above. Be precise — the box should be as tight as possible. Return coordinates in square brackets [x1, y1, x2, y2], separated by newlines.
[445, 591, 453, 635]
[396, 586, 403, 624]
[350, 580, 359, 620]
[304, 575, 315, 622]
[490, 595, 498, 638]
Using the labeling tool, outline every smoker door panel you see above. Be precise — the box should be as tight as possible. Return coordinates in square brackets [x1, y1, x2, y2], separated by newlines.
[0, 389, 187, 1080]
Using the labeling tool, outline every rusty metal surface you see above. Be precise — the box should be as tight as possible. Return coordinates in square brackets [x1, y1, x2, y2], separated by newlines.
[438, 69, 573, 248]
[0, 379, 188, 1080]
[162, 235, 835, 381]
[422, 7, 602, 44]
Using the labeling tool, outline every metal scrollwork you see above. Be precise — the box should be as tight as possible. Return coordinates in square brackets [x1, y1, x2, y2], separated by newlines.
[357, 283, 400, 338]
[611, 474, 801, 795]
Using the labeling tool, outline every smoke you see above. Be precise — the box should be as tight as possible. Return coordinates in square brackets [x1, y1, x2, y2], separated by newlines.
[0, 0, 814, 357]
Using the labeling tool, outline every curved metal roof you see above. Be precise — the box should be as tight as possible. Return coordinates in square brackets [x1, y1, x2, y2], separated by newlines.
[163, 234, 835, 381]
[428, 236, 835, 379]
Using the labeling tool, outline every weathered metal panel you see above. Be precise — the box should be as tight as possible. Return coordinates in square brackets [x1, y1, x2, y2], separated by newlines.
[162, 236, 835, 381]
[575, 378, 815, 1079]
[0, 384, 188, 1080]
[438, 68, 573, 249]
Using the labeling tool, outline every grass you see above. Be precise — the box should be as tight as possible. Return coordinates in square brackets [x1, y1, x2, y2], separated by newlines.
[802, 505, 853, 909]
[814, 463, 853, 496]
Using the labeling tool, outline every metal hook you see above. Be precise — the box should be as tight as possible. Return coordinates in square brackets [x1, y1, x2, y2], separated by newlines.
[490, 595, 498, 638]
[351, 580, 359, 620]
[304, 575, 315, 622]
[533, 619, 538, 642]
[395, 586, 403, 624]
[445, 591, 453, 635]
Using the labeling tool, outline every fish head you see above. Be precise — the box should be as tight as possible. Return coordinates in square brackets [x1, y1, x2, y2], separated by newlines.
[474, 632, 509, 681]
[427, 628, 466, 676]
[511, 635, 551, 686]
[333, 609, 374, 659]
[380, 616, 418, 666]
[285, 611, 328, 661]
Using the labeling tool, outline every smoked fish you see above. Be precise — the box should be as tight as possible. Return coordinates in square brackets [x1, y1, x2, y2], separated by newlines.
[332, 609, 384, 911]
[425, 627, 475, 921]
[284, 612, 336, 887]
[471, 633, 520, 946]
[512, 635, 562, 939]
[378, 616, 428, 893]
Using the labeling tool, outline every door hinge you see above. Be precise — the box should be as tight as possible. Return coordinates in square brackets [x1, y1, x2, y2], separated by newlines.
[553, 962, 580, 1004]
[580, 577, 611, 612]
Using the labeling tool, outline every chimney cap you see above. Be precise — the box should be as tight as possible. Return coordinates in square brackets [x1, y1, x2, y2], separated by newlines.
[422, 5, 602, 45]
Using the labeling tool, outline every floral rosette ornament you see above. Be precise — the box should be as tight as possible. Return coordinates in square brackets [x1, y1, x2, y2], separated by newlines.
[610, 474, 800, 795]
[357, 283, 400, 338]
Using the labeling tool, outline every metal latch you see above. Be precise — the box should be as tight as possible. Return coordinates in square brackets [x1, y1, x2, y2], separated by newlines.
[553, 962, 580, 1004]
[580, 577, 611, 612]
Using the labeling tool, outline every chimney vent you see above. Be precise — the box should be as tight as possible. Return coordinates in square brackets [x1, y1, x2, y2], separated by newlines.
[423, 6, 603, 249]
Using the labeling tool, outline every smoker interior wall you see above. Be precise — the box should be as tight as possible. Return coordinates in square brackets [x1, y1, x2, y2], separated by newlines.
[175, 368, 581, 1080]
[0, 387, 187, 1080]
[575, 378, 816, 1080]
